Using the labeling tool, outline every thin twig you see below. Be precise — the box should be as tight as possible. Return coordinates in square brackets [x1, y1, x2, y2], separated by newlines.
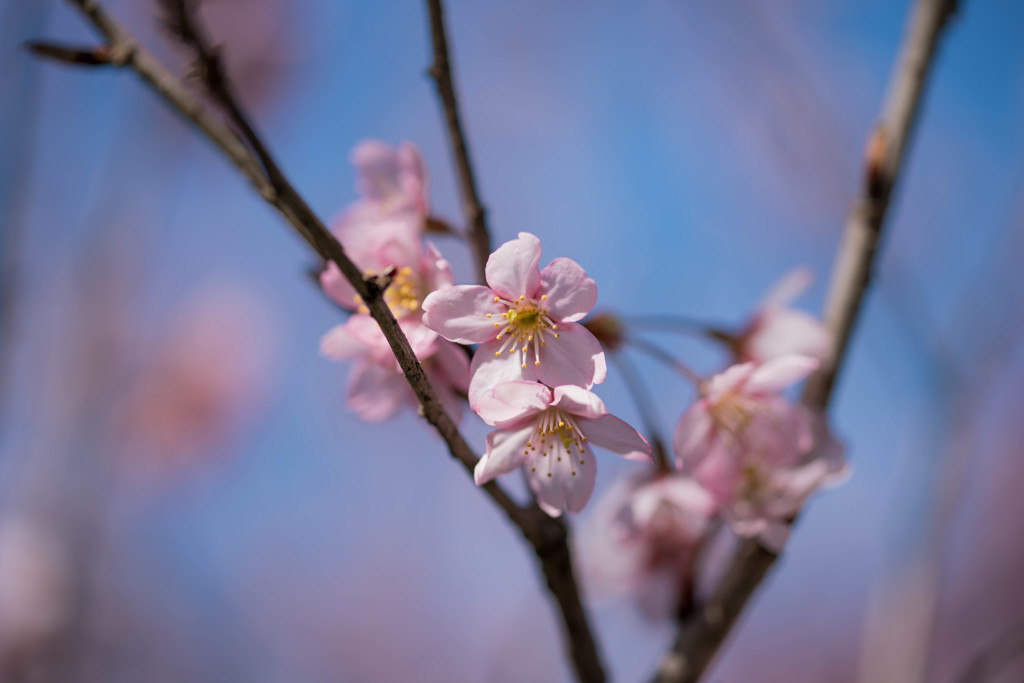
[43, 2, 605, 681]
[423, 3, 604, 677]
[624, 335, 704, 387]
[651, 0, 959, 681]
[425, 0, 492, 285]
[619, 314, 732, 342]
[609, 351, 671, 472]
[954, 621, 1024, 683]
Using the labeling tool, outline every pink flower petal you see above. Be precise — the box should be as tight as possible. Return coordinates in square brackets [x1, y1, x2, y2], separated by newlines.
[422, 285, 504, 344]
[320, 323, 368, 361]
[582, 415, 653, 462]
[484, 232, 542, 300]
[430, 367, 465, 425]
[746, 354, 819, 394]
[744, 400, 813, 467]
[704, 362, 756, 401]
[397, 142, 429, 213]
[431, 339, 471, 394]
[672, 403, 715, 470]
[760, 267, 813, 309]
[630, 477, 716, 534]
[467, 342, 532, 409]
[423, 241, 454, 291]
[539, 257, 597, 322]
[526, 448, 598, 516]
[474, 425, 535, 485]
[320, 263, 359, 310]
[534, 322, 607, 390]
[399, 319, 440, 360]
[352, 139, 403, 202]
[692, 445, 743, 503]
[551, 385, 607, 420]
[475, 381, 552, 428]
[743, 309, 830, 364]
[346, 361, 409, 422]
[333, 209, 422, 271]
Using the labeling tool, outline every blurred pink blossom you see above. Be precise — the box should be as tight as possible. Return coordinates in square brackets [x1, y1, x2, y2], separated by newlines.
[320, 241, 468, 421]
[117, 288, 275, 470]
[673, 355, 845, 549]
[735, 267, 830, 364]
[583, 474, 717, 620]
[474, 381, 651, 516]
[329, 141, 429, 264]
[422, 232, 606, 408]
[322, 329, 470, 423]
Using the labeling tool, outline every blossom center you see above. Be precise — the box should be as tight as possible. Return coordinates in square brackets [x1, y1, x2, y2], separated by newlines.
[489, 294, 560, 369]
[709, 393, 762, 443]
[524, 408, 588, 478]
[356, 267, 425, 319]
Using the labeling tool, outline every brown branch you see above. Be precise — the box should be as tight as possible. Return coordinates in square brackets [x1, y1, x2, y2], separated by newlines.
[25, 40, 113, 66]
[42, 2, 604, 681]
[650, 0, 959, 681]
[425, 0, 492, 286]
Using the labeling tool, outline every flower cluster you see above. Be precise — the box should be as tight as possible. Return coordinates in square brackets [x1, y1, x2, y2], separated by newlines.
[319, 141, 469, 422]
[318, 141, 845, 547]
[582, 270, 846, 617]
[319, 150, 651, 513]
[423, 233, 651, 515]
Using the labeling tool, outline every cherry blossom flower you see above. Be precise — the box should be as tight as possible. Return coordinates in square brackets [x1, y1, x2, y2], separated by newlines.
[329, 141, 428, 260]
[583, 474, 717, 619]
[673, 355, 845, 549]
[321, 324, 470, 423]
[319, 242, 465, 422]
[116, 288, 275, 471]
[421, 232, 606, 407]
[323, 230, 450, 311]
[735, 267, 830, 364]
[473, 381, 652, 516]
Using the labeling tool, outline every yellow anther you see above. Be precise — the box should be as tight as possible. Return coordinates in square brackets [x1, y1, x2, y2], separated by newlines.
[495, 351, 501, 357]
[534, 360, 540, 366]
[494, 296, 500, 302]
[521, 363, 527, 369]
[541, 294, 547, 300]
[486, 313, 492, 318]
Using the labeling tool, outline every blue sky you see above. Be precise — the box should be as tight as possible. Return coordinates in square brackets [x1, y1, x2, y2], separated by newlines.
[4, 0, 1024, 680]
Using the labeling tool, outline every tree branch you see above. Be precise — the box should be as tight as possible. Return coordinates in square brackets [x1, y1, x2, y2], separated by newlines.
[43, 1, 605, 681]
[650, 0, 959, 680]
[425, 0, 492, 286]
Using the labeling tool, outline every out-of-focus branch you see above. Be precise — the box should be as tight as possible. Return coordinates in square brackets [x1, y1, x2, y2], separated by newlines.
[40, 3, 605, 681]
[609, 351, 671, 472]
[425, 0, 492, 285]
[955, 621, 1024, 683]
[651, 1, 958, 681]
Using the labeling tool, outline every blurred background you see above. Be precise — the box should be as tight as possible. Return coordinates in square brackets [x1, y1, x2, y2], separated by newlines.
[2, 0, 1023, 681]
